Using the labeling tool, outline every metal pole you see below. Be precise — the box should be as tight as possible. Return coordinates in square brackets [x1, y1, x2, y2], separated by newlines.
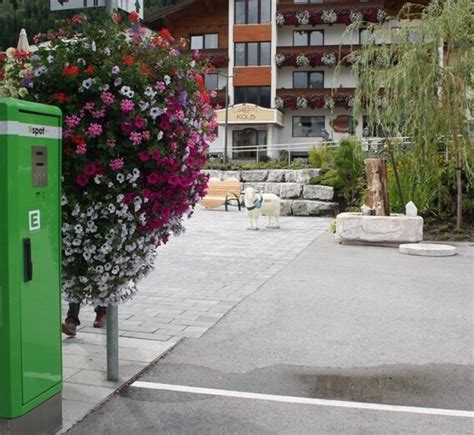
[105, 0, 117, 15]
[223, 76, 229, 165]
[107, 304, 119, 381]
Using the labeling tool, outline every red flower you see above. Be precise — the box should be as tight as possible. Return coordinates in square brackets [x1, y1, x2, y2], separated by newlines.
[129, 11, 139, 22]
[0, 53, 6, 62]
[112, 13, 122, 23]
[76, 174, 89, 187]
[64, 65, 79, 76]
[122, 55, 135, 66]
[159, 28, 171, 40]
[85, 65, 95, 74]
[140, 63, 151, 76]
[0, 71, 5, 80]
[54, 92, 69, 103]
[72, 135, 84, 145]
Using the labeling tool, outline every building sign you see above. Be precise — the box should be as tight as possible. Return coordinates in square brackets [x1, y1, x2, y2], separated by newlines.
[331, 115, 352, 133]
[51, 0, 105, 11]
[216, 104, 283, 126]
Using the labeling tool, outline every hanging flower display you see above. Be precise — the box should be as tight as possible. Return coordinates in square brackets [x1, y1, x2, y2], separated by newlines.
[296, 54, 310, 67]
[296, 10, 310, 26]
[274, 96, 284, 110]
[321, 9, 337, 24]
[377, 9, 388, 22]
[350, 10, 363, 23]
[296, 96, 308, 109]
[275, 53, 286, 67]
[278, 8, 388, 27]
[0, 15, 215, 305]
[324, 96, 336, 109]
[321, 52, 337, 67]
[276, 12, 285, 26]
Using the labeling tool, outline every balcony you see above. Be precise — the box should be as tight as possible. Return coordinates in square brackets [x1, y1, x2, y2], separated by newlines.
[276, 87, 355, 110]
[277, 1, 384, 13]
[182, 48, 228, 68]
[276, 45, 358, 68]
[276, 6, 387, 27]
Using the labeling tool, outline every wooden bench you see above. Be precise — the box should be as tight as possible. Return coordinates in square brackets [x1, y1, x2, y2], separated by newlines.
[200, 178, 242, 211]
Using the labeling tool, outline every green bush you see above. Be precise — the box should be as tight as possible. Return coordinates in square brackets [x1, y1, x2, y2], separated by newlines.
[308, 147, 334, 171]
[308, 176, 322, 185]
[332, 138, 365, 206]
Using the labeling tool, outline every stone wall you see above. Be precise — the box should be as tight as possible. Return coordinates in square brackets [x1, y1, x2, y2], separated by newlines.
[205, 169, 338, 217]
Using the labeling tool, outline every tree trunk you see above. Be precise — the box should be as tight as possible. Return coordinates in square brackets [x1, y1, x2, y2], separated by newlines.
[364, 158, 390, 216]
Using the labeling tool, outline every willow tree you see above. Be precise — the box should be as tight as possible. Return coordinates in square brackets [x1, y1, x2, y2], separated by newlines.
[345, 0, 473, 228]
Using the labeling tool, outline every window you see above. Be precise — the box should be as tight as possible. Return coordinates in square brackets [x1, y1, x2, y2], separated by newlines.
[359, 28, 371, 45]
[293, 71, 324, 89]
[362, 115, 385, 137]
[205, 73, 219, 90]
[234, 87, 271, 107]
[235, 42, 271, 66]
[233, 128, 267, 159]
[235, 0, 271, 24]
[190, 33, 219, 50]
[293, 116, 325, 137]
[293, 30, 324, 47]
[391, 27, 423, 44]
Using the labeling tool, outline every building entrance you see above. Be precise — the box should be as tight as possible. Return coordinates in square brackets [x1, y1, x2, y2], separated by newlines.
[232, 128, 267, 160]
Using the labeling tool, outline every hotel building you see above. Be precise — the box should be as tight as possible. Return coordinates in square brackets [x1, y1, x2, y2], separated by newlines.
[147, 0, 413, 160]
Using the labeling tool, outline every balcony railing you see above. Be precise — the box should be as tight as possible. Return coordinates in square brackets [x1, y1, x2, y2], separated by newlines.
[277, 1, 384, 13]
[276, 88, 355, 110]
[182, 48, 229, 68]
[276, 45, 358, 68]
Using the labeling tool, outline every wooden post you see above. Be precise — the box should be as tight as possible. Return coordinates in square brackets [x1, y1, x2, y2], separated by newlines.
[364, 158, 390, 216]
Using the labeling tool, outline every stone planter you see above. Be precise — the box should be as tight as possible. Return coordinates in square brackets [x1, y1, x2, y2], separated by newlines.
[335, 212, 423, 245]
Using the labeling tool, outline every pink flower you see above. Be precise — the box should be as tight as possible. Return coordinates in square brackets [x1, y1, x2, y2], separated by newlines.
[120, 99, 135, 113]
[65, 115, 81, 128]
[142, 130, 151, 141]
[155, 81, 165, 92]
[147, 173, 160, 185]
[92, 109, 106, 118]
[100, 91, 115, 105]
[106, 139, 116, 148]
[87, 123, 103, 137]
[129, 132, 142, 145]
[139, 150, 150, 161]
[134, 117, 145, 129]
[84, 102, 95, 111]
[84, 163, 98, 176]
[76, 143, 87, 155]
[76, 174, 89, 187]
[109, 158, 124, 171]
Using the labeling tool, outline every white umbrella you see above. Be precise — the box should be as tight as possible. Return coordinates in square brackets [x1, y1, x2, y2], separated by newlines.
[17, 29, 30, 52]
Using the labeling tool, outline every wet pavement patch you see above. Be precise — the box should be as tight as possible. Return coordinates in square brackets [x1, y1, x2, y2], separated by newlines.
[124, 362, 473, 412]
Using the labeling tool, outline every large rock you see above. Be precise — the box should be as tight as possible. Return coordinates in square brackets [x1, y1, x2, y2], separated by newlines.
[242, 182, 265, 193]
[291, 200, 336, 216]
[280, 200, 292, 216]
[205, 170, 223, 180]
[303, 185, 334, 201]
[267, 170, 286, 182]
[240, 170, 269, 182]
[220, 170, 241, 180]
[280, 183, 303, 199]
[336, 212, 423, 244]
[286, 168, 321, 183]
[263, 183, 282, 196]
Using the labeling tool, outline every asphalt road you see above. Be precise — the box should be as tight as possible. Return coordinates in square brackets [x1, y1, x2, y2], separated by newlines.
[68, 233, 474, 434]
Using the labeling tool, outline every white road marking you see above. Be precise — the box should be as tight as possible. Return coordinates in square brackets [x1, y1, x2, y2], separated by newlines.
[131, 381, 474, 419]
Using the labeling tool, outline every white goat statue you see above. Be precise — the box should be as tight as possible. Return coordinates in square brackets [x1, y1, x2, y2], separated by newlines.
[243, 187, 281, 230]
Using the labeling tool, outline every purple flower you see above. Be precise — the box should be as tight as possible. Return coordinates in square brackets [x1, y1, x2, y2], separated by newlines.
[109, 158, 124, 171]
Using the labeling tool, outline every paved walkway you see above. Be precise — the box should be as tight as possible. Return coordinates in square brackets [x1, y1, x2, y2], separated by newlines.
[62, 208, 331, 431]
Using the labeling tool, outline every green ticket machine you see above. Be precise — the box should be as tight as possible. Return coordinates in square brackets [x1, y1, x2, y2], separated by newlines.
[0, 98, 62, 434]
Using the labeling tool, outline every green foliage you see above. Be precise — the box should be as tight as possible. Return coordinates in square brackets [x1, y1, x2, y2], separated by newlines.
[332, 137, 365, 206]
[308, 176, 322, 185]
[308, 146, 334, 171]
[204, 157, 315, 171]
